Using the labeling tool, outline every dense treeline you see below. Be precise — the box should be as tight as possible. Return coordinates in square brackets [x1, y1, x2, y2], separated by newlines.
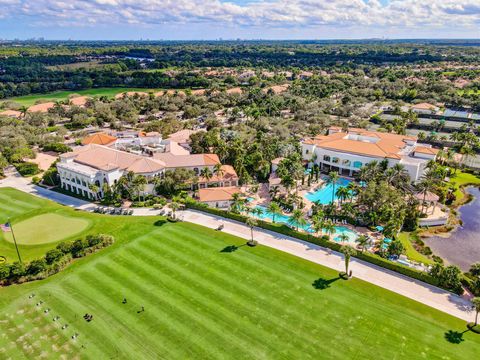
[1, 41, 480, 98]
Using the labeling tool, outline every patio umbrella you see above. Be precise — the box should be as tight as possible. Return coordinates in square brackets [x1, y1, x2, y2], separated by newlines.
[375, 225, 384, 232]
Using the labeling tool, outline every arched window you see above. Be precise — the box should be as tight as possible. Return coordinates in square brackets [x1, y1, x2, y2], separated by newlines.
[353, 161, 363, 169]
[323, 155, 331, 162]
[342, 159, 351, 166]
[332, 157, 339, 164]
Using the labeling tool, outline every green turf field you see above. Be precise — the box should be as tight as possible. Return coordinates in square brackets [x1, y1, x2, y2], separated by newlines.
[1, 88, 161, 107]
[4, 213, 90, 245]
[0, 188, 479, 359]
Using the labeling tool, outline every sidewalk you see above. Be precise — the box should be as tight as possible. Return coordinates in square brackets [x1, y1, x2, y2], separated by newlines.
[0, 175, 474, 322]
[178, 209, 474, 322]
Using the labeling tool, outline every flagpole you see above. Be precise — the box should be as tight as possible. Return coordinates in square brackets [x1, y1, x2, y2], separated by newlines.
[8, 218, 22, 264]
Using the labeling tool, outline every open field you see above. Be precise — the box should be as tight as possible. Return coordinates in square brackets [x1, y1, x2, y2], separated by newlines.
[0, 188, 479, 359]
[1, 88, 161, 107]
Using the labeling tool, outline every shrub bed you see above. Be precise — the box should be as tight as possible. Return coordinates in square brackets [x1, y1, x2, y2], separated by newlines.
[0, 234, 114, 286]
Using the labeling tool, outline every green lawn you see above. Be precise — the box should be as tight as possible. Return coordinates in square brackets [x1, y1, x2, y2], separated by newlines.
[449, 171, 480, 205]
[0, 188, 479, 359]
[398, 232, 434, 265]
[1, 87, 161, 107]
[4, 213, 90, 245]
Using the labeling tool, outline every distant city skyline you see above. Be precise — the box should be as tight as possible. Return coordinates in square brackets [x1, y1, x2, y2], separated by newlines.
[0, 0, 479, 40]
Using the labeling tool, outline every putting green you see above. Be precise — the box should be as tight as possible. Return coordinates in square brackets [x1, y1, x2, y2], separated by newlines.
[4, 213, 90, 245]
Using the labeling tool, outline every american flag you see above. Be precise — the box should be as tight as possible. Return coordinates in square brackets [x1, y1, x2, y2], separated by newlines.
[0, 222, 11, 232]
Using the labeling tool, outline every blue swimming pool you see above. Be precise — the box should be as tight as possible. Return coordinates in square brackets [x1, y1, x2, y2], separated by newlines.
[305, 177, 352, 204]
[251, 205, 358, 243]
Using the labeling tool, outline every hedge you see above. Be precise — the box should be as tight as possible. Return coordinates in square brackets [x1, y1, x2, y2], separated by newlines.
[0, 234, 114, 286]
[185, 202, 451, 292]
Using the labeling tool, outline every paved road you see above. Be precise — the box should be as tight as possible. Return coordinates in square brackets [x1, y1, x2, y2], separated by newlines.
[0, 174, 475, 322]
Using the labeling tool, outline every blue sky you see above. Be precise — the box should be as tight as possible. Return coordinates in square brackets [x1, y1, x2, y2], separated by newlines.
[0, 0, 479, 40]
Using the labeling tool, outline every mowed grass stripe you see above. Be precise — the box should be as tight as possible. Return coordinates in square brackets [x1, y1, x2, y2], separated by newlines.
[55, 277, 174, 359]
[36, 283, 133, 359]
[145, 227, 446, 358]
[75, 264, 233, 359]
[92, 259, 266, 359]
[106, 247, 291, 357]
[137, 230, 345, 331]
[0, 301, 77, 359]
[161, 224, 328, 285]
[126, 238, 331, 355]
[35, 285, 127, 359]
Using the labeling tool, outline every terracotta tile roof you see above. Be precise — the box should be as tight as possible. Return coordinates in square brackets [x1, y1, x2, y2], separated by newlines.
[69, 96, 90, 106]
[167, 129, 203, 144]
[412, 102, 437, 110]
[303, 129, 416, 159]
[61, 144, 165, 173]
[0, 110, 22, 118]
[198, 186, 241, 202]
[114, 91, 149, 99]
[198, 165, 238, 183]
[153, 153, 220, 168]
[262, 84, 290, 94]
[166, 90, 186, 97]
[226, 87, 243, 95]
[191, 89, 206, 96]
[28, 102, 55, 113]
[82, 132, 117, 146]
[415, 146, 439, 155]
[271, 157, 284, 165]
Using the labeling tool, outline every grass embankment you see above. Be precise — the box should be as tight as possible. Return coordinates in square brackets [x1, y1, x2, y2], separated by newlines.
[1, 87, 161, 107]
[449, 171, 480, 206]
[0, 187, 479, 358]
[397, 232, 434, 265]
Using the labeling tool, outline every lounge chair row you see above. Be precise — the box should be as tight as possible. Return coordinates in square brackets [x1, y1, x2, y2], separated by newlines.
[93, 207, 134, 215]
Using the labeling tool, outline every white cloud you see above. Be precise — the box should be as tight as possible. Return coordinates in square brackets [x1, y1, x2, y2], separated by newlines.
[2, 0, 479, 30]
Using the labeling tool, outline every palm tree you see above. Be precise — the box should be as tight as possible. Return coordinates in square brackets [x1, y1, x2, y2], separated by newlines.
[289, 209, 307, 232]
[338, 233, 349, 243]
[323, 219, 336, 240]
[19, 105, 28, 118]
[245, 217, 258, 246]
[385, 163, 410, 190]
[355, 235, 369, 253]
[230, 192, 245, 214]
[328, 171, 339, 204]
[311, 214, 325, 238]
[170, 201, 180, 219]
[267, 202, 282, 223]
[340, 245, 357, 278]
[335, 186, 349, 205]
[88, 184, 99, 200]
[213, 163, 224, 180]
[269, 186, 280, 200]
[133, 175, 147, 201]
[472, 297, 480, 326]
[200, 167, 213, 185]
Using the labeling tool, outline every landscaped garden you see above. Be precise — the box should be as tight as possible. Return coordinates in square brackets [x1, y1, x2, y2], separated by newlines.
[0, 187, 480, 358]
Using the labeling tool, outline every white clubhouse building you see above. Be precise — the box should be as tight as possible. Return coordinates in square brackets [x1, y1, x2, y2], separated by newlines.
[301, 127, 438, 181]
[57, 133, 238, 200]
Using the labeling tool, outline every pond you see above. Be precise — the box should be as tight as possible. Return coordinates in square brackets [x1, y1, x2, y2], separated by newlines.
[424, 187, 480, 271]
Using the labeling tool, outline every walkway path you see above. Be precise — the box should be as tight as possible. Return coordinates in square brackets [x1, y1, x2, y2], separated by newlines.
[0, 173, 474, 322]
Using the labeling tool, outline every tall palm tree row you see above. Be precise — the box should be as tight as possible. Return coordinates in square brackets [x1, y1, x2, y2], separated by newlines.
[328, 171, 339, 205]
